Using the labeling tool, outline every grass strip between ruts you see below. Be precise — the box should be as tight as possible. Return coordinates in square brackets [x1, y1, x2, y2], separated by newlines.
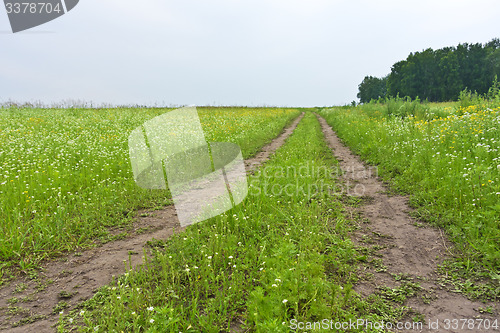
[67, 112, 405, 333]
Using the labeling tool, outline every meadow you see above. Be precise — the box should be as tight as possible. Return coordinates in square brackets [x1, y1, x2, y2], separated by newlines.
[0, 107, 299, 279]
[320, 99, 500, 274]
[62, 113, 406, 332]
[1, 103, 498, 331]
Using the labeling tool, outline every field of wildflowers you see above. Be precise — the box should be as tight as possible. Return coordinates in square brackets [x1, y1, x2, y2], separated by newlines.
[320, 103, 500, 271]
[0, 107, 299, 277]
[63, 113, 403, 332]
[2, 104, 497, 331]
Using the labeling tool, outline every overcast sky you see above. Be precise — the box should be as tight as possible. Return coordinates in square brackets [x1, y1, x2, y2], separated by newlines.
[1, 0, 499, 107]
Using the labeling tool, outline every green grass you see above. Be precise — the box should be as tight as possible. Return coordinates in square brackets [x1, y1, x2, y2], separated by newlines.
[0, 107, 299, 278]
[60, 112, 407, 332]
[319, 103, 500, 283]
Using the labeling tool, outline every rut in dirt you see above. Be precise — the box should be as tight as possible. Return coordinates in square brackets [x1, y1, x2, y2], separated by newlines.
[316, 113, 499, 333]
[0, 113, 305, 333]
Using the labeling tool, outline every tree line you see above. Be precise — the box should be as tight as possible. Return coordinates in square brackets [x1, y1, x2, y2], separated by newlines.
[357, 39, 500, 103]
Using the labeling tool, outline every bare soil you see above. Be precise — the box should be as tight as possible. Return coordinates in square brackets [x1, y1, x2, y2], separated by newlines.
[0, 113, 304, 332]
[316, 114, 499, 333]
[244, 113, 304, 172]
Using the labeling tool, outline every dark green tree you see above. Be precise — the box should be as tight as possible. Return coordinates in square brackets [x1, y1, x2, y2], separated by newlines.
[357, 75, 388, 103]
[437, 48, 462, 100]
[387, 61, 405, 97]
[487, 47, 500, 79]
[383, 39, 500, 102]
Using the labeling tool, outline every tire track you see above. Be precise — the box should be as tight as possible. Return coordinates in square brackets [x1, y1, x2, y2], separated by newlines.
[0, 112, 305, 332]
[316, 113, 499, 333]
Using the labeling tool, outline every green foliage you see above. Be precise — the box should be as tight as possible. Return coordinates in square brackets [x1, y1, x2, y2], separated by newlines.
[458, 89, 483, 110]
[457, 77, 500, 112]
[385, 95, 425, 118]
[357, 95, 431, 120]
[357, 76, 388, 104]
[487, 75, 500, 104]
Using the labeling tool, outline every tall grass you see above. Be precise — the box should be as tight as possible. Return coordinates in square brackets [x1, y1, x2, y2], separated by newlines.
[359, 96, 454, 120]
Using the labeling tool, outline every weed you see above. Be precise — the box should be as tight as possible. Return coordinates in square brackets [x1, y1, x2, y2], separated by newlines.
[14, 283, 28, 293]
[58, 290, 77, 299]
[35, 278, 54, 292]
[392, 273, 413, 282]
[378, 282, 423, 303]
[369, 258, 387, 272]
[478, 306, 494, 314]
[12, 314, 47, 327]
[7, 297, 19, 305]
[53, 301, 69, 314]
[437, 259, 499, 302]
[8, 305, 30, 316]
